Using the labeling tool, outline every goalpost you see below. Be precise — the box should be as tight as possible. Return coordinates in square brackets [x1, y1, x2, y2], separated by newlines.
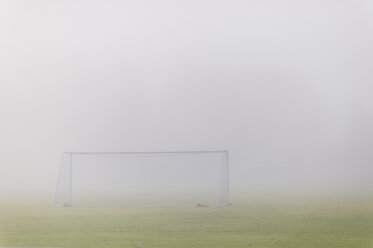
[53, 151, 230, 207]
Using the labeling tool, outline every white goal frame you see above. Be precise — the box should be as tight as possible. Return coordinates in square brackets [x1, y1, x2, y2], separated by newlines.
[53, 150, 230, 207]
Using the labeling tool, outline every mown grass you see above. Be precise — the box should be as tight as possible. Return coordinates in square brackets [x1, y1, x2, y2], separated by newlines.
[0, 194, 372, 248]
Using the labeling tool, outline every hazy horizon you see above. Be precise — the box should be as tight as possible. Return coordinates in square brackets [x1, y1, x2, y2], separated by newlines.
[0, 0, 372, 198]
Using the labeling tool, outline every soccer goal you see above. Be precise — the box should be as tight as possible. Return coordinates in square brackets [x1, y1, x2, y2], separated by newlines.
[53, 151, 230, 207]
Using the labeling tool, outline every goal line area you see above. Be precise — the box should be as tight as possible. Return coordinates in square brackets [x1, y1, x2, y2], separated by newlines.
[53, 151, 230, 207]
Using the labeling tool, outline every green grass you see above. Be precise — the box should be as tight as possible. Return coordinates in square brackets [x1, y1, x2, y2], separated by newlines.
[1, 194, 373, 248]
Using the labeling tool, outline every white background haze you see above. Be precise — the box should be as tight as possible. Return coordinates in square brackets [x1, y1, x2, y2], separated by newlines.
[0, 0, 372, 197]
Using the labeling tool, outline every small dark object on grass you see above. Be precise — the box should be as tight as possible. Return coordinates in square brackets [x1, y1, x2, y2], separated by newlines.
[196, 203, 209, 207]
[63, 202, 72, 207]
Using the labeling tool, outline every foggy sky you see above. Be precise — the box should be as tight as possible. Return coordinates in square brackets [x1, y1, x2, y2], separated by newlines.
[0, 0, 372, 196]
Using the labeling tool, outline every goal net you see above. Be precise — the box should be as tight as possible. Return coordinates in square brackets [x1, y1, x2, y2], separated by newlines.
[53, 151, 230, 207]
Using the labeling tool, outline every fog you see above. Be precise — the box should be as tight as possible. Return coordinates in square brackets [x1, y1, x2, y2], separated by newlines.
[0, 0, 372, 198]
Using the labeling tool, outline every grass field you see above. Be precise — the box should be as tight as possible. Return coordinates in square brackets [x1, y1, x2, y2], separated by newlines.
[1, 194, 373, 248]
